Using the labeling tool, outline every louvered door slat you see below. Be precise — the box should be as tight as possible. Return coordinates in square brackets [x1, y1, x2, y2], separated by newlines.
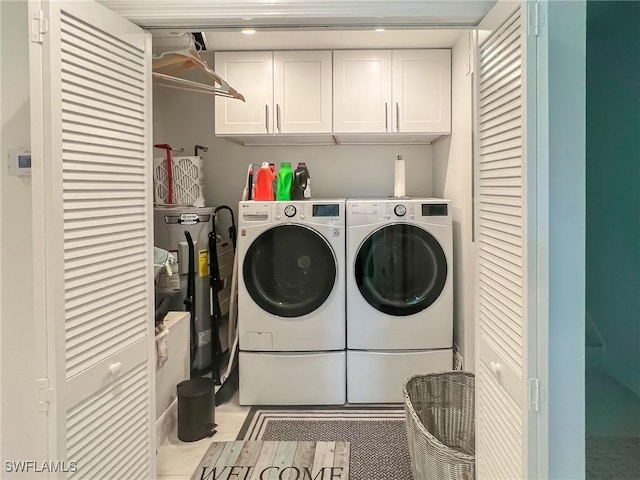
[62, 91, 144, 122]
[63, 122, 144, 144]
[60, 13, 143, 63]
[62, 109, 144, 133]
[480, 254, 523, 287]
[476, 3, 532, 478]
[481, 100, 521, 125]
[34, 1, 153, 476]
[61, 64, 144, 105]
[477, 363, 523, 478]
[480, 78, 521, 108]
[481, 229, 522, 251]
[67, 364, 149, 479]
[63, 161, 145, 176]
[60, 42, 144, 90]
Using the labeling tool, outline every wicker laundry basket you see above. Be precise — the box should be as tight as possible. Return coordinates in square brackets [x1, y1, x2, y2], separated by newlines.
[403, 372, 476, 480]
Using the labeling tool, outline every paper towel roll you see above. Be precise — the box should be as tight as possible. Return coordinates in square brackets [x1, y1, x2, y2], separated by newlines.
[394, 155, 405, 197]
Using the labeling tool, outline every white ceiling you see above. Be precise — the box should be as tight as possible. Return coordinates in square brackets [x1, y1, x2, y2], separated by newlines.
[199, 29, 466, 51]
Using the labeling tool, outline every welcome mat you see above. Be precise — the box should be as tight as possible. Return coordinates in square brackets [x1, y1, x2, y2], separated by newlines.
[192, 441, 349, 480]
[236, 407, 412, 480]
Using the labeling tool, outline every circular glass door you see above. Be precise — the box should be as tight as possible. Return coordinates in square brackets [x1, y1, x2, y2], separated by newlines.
[355, 224, 447, 316]
[243, 224, 337, 317]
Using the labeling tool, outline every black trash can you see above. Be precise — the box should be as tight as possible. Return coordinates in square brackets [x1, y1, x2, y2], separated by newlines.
[177, 377, 216, 442]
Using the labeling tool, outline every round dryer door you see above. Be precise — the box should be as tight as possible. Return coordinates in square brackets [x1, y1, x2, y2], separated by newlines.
[243, 224, 337, 318]
[355, 224, 447, 316]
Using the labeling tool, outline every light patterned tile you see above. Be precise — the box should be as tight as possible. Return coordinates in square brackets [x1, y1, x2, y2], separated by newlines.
[156, 393, 251, 476]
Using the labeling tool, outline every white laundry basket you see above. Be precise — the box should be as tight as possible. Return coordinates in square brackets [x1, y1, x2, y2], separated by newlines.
[403, 371, 475, 480]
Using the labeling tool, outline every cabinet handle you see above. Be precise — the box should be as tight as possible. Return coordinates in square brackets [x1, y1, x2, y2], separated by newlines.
[385, 102, 388, 132]
[276, 104, 281, 132]
[265, 104, 269, 133]
[396, 102, 400, 132]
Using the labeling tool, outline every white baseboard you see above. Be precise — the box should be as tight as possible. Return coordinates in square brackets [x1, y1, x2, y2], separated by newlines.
[156, 398, 177, 447]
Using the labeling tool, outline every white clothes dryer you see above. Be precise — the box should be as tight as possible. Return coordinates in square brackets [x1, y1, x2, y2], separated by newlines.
[346, 198, 453, 403]
[238, 200, 346, 405]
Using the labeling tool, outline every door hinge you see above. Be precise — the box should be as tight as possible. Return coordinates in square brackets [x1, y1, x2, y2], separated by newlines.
[529, 378, 540, 412]
[30, 10, 48, 44]
[529, 1, 541, 37]
[37, 378, 54, 412]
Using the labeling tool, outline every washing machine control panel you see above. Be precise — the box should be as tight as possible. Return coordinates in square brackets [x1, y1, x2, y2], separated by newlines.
[275, 201, 344, 225]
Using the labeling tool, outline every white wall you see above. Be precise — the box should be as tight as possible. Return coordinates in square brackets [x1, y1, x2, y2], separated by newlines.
[152, 51, 434, 231]
[0, 0, 46, 471]
[432, 32, 474, 371]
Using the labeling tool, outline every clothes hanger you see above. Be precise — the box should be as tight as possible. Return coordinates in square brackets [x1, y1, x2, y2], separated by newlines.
[152, 33, 245, 101]
[152, 72, 241, 99]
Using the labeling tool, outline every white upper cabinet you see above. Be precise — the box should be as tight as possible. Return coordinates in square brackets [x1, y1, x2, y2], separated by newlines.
[215, 50, 332, 136]
[393, 50, 451, 133]
[274, 51, 333, 134]
[334, 49, 451, 135]
[333, 50, 392, 133]
[215, 51, 274, 134]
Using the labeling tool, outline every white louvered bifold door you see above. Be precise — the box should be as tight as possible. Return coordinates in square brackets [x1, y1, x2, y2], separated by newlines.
[30, 0, 155, 477]
[475, 1, 539, 479]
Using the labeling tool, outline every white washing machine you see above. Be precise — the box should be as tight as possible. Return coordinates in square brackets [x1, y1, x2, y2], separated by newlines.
[238, 200, 346, 405]
[346, 198, 453, 403]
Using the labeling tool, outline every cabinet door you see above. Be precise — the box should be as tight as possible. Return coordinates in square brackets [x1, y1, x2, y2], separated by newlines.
[333, 50, 392, 133]
[215, 51, 273, 134]
[274, 51, 332, 134]
[393, 49, 451, 133]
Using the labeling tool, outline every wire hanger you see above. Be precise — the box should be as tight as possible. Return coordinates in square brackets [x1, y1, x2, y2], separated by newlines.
[152, 33, 245, 102]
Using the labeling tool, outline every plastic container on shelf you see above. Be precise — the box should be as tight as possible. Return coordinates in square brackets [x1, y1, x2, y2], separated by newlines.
[276, 162, 294, 201]
[291, 162, 311, 200]
[254, 162, 275, 201]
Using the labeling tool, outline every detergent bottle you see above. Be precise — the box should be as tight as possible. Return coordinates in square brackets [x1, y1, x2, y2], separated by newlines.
[276, 162, 293, 201]
[291, 162, 311, 200]
[254, 162, 274, 201]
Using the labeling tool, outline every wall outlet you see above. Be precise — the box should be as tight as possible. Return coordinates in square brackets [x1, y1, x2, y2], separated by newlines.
[454, 350, 464, 371]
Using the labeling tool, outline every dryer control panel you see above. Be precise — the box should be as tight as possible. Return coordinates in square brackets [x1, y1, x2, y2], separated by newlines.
[385, 202, 416, 220]
[347, 199, 452, 226]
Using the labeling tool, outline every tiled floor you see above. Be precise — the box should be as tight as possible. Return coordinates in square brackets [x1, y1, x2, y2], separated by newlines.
[156, 391, 251, 480]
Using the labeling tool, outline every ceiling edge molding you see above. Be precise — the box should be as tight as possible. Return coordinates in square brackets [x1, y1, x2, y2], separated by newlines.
[97, 1, 496, 28]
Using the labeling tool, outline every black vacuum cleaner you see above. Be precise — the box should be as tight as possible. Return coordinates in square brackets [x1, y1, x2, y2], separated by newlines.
[211, 206, 239, 405]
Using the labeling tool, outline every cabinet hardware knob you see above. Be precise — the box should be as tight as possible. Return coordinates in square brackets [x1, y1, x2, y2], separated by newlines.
[109, 362, 123, 377]
[490, 361, 502, 377]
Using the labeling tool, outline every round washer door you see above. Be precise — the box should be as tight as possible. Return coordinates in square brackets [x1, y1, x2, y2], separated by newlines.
[243, 224, 337, 318]
[355, 223, 447, 316]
